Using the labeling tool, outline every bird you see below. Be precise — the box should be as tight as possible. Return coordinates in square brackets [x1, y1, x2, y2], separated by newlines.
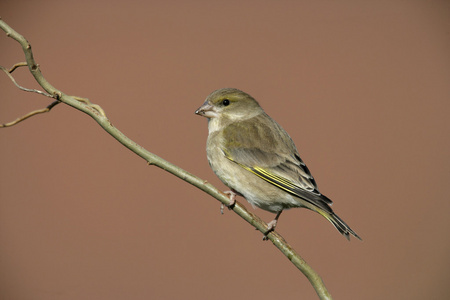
[195, 88, 361, 241]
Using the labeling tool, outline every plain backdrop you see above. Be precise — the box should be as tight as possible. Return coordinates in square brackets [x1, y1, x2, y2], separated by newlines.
[1, 1, 449, 299]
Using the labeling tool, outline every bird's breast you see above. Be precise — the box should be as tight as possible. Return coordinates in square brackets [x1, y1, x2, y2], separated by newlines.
[206, 131, 300, 213]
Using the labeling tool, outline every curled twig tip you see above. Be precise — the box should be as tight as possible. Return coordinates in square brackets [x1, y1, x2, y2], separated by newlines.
[9, 62, 27, 73]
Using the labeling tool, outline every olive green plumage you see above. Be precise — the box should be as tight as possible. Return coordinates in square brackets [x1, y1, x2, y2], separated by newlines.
[195, 88, 361, 240]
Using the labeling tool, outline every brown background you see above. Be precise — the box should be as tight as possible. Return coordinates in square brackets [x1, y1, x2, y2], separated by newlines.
[1, 1, 449, 299]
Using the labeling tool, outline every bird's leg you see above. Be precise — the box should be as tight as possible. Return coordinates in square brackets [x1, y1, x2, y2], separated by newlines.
[263, 210, 283, 240]
[220, 190, 237, 214]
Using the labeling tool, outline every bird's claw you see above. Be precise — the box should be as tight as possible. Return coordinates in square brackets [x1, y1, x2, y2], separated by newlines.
[220, 191, 237, 214]
[262, 219, 278, 241]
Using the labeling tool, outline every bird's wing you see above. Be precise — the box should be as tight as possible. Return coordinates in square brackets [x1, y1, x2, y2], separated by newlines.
[222, 114, 333, 210]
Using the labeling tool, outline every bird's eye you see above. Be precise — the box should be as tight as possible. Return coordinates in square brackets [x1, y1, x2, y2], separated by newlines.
[222, 99, 230, 106]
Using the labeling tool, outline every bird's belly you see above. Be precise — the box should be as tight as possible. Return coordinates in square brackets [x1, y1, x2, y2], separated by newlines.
[208, 151, 300, 213]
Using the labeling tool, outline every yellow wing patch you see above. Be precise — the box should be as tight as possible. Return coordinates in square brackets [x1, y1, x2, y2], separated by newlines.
[224, 151, 303, 197]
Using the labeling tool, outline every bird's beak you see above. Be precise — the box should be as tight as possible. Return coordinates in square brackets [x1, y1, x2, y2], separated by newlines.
[195, 101, 218, 118]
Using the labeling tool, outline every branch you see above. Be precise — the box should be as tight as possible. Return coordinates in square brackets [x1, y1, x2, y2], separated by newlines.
[0, 62, 53, 97]
[0, 18, 332, 300]
[0, 99, 60, 128]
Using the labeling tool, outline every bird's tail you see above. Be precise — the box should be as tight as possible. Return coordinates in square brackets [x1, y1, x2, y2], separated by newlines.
[315, 208, 362, 241]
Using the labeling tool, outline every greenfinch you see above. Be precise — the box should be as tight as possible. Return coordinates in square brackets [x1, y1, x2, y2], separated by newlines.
[195, 88, 361, 241]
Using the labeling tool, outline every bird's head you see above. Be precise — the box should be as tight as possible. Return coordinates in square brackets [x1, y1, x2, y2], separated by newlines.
[195, 88, 263, 123]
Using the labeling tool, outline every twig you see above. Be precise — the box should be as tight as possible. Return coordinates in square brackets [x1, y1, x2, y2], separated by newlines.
[0, 100, 60, 128]
[72, 96, 106, 117]
[1, 62, 105, 126]
[9, 61, 28, 73]
[0, 64, 52, 97]
[0, 63, 60, 127]
[0, 18, 332, 300]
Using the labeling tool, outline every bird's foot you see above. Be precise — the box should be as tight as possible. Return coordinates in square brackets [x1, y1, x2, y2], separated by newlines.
[220, 191, 237, 214]
[262, 219, 278, 241]
[262, 211, 282, 241]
